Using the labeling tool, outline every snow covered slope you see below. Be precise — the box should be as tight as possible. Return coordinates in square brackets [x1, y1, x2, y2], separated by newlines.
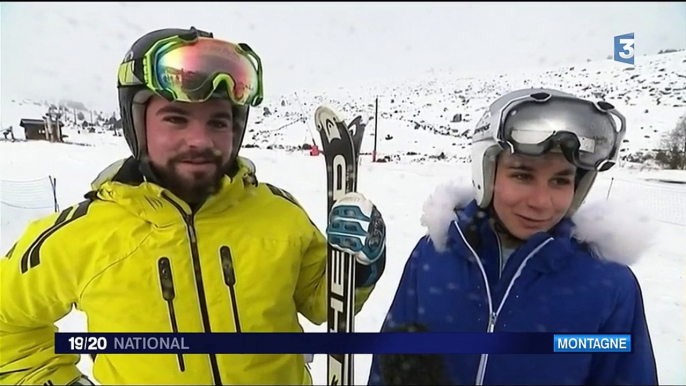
[2, 52, 684, 165]
[247, 51, 686, 163]
[1, 49, 685, 386]
[1, 142, 684, 385]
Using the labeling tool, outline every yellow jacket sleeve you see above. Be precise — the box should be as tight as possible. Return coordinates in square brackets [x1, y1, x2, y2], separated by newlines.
[293, 225, 375, 326]
[0, 211, 86, 385]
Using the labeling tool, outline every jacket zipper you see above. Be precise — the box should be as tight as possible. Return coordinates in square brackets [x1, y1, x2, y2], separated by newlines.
[162, 193, 222, 386]
[454, 221, 553, 385]
[495, 233, 503, 280]
[219, 246, 242, 332]
[157, 257, 186, 372]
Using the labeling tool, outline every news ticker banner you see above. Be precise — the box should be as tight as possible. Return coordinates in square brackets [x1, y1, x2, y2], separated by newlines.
[55, 333, 632, 355]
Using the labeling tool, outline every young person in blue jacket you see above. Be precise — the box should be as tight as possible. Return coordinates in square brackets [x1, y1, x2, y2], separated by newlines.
[369, 88, 658, 385]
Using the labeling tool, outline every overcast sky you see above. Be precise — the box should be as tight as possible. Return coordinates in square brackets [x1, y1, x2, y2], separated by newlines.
[1, 2, 685, 112]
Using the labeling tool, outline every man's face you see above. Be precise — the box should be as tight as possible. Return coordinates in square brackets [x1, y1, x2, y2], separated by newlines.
[492, 151, 577, 240]
[145, 95, 235, 204]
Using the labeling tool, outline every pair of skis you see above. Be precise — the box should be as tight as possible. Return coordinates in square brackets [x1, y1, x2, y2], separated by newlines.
[314, 108, 452, 386]
[314, 106, 365, 386]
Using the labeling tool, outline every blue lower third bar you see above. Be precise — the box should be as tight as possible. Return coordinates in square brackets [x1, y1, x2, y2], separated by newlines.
[553, 334, 631, 353]
[55, 332, 554, 354]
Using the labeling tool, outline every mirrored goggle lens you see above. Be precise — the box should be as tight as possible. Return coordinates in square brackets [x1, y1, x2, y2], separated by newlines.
[153, 38, 260, 105]
[500, 98, 621, 169]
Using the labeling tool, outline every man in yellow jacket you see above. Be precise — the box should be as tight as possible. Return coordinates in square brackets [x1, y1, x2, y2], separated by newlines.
[0, 26, 387, 385]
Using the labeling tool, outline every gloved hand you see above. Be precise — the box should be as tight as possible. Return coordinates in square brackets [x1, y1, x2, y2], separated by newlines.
[326, 192, 386, 266]
[68, 374, 95, 385]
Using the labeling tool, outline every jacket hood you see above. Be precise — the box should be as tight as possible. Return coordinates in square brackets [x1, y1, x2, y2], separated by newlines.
[420, 180, 656, 266]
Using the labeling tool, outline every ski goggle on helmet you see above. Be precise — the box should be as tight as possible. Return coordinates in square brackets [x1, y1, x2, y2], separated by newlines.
[117, 31, 264, 106]
[473, 91, 627, 171]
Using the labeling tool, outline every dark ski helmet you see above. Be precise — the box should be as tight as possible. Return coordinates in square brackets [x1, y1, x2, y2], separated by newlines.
[116, 26, 259, 170]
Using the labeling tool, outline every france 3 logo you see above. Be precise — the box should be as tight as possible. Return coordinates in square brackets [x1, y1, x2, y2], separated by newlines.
[614, 33, 635, 65]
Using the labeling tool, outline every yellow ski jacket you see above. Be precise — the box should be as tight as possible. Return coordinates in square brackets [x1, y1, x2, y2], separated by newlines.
[0, 157, 375, 385]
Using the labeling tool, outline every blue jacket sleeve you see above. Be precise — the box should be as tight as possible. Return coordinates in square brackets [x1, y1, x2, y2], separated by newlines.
[587, 268, 658, 385]
[367, 236, 425, 385]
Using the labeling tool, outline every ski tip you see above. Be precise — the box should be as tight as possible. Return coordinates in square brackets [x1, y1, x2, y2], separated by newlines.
[315, 104, 338, 115]
[314, 105, 344, 125]
[314, 105, 345, 134]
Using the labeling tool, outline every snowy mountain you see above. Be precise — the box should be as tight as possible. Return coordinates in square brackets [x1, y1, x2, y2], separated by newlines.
[2, 51, 685, 165]
[247, 51, 686, 163]
[1, 50, 685, 386]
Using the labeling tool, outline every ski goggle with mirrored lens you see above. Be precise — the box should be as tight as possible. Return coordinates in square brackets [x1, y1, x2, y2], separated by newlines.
[118, 35, 263, 106]
[491, 92, 626, 171]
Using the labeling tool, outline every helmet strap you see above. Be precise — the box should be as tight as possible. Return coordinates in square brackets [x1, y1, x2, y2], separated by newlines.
[488, 157, 528, 247]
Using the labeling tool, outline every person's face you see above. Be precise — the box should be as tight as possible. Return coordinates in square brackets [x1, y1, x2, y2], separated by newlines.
[145, 95, 235, 204]
[492, 151, 576, 240]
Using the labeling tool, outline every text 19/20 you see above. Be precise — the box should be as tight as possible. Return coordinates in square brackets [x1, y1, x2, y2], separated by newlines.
[68, 336, 108, 351]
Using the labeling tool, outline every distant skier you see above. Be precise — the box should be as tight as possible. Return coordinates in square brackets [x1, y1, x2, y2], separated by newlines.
[2, 126, 15, 142]
[0, 26, 387, 385]
[368, 88, 658, 385]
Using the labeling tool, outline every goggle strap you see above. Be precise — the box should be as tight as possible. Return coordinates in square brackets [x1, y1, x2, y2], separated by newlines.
[118, 61, 144, 87]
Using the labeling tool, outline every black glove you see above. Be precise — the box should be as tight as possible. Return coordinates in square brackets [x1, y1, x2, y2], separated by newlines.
[68, 374, 95, 385]
[379, 323, 455, 385]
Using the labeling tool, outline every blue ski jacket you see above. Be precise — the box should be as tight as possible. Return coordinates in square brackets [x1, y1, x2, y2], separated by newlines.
[368, 184, 658, 386]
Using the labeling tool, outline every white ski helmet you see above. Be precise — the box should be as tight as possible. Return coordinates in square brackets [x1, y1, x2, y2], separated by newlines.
[471, 88, 627, 216]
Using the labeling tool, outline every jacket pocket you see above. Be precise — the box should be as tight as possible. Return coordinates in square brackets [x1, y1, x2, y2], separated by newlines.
[157, 257, 186, 372]
[219, 246, 242, 332]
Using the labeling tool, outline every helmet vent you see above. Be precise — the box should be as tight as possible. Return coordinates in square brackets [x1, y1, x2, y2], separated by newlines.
[597, 101, 615, 110]
[530, 92, 551, 101]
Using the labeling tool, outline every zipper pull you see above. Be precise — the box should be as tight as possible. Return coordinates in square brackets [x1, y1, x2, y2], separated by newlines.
[488, 312, 497, 331]
[158, 257, 176, 301]
[188, 226, 197, 243]
[185, 215, 197, 243]
[220, 246, 236, 286]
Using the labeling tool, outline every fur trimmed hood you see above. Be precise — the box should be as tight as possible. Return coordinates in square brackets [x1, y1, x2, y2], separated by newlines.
[419, 181, 656, 266]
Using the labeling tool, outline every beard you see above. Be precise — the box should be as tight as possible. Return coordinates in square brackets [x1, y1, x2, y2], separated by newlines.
[153, 148, 226, 206]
